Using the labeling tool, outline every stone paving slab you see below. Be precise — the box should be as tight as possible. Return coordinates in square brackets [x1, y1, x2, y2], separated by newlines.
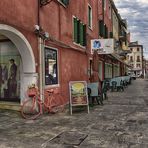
[0, 79, 148, 148]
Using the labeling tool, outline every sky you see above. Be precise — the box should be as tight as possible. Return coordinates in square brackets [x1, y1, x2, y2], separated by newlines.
[114, 0, 148, 59]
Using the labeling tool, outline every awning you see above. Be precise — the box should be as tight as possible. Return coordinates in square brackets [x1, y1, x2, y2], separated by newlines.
[110, 53, 131, 67]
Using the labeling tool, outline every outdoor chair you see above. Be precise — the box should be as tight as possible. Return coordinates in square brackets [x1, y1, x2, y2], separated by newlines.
[87, 82, 103, 106]
[111, 81, 117, 92]
[102, 80, 108, 99]
[117, 80, 124, 91]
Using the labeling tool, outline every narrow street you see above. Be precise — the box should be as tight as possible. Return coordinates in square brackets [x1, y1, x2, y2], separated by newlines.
[0, 79, 148, 148]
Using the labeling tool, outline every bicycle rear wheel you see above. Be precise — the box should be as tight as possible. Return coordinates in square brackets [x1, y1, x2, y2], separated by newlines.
[49, 95, 64, 113]
[21, 96, 42, 120]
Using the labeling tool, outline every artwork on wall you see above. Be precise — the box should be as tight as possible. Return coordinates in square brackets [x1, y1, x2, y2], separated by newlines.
[0, 41, 21, 102]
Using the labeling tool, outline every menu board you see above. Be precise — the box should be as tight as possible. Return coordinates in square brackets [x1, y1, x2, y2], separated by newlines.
[69, 81, 89, 115]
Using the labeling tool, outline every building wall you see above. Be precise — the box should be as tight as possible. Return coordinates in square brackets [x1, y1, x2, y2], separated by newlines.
[104, 0, 112, 36]
[98, 0, 112, 37]
[112, 9, 119, 40]
[0, 0, 99, 104]
[0, 0, 38, 67]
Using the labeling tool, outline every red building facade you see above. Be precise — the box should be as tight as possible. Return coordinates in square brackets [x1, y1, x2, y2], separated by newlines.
[0, 0, 128, 109]
[0, 0, 100, 106]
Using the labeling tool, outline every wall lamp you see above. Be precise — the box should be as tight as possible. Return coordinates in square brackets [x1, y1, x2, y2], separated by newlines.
[34, 25, 49, 40]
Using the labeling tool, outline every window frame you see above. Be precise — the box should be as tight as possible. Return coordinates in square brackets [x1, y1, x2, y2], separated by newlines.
[104, 0, 106, 10]
[109, 4, 111, 19]
[88, 4, 93, 29]
[57, 0, 69, 7]
[44, 46, 59, 87]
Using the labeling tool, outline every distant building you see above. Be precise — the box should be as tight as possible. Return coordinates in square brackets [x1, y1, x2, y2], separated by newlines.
[143, 59, 148, 78]
[127, 41, 144, 77]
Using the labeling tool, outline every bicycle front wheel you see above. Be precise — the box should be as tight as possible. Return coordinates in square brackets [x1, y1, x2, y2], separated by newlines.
[21, 96, 42, 120]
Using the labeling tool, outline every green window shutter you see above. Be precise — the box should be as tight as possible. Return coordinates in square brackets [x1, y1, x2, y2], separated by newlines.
[73, 17, 78, 43]
[99, 20, 104, 37]
[110, 32, 112, 38]
[77, 20, 80, 44]
[73, 17, 86, 46]
[80, 23, 86, 46]
[80, 22, 83, 46]
[83, 24, 86, 46]
[61, 0, 69, 5]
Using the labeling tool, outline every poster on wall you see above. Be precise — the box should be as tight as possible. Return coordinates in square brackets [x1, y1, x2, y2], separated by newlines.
[0, 41, 20, 102]
[69, 81, 89, 115]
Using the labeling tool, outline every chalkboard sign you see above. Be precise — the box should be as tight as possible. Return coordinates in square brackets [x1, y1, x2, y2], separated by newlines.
[69, 81, 89, 115]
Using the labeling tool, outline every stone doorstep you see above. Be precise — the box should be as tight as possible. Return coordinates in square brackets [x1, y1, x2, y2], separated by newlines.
[0, 101, 20, 111]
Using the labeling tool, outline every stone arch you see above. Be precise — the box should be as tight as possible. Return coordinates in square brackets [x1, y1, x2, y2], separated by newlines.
[0, 24, 37, 103]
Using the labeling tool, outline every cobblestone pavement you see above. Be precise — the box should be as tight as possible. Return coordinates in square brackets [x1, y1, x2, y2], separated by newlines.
[0, 79, 148, 148]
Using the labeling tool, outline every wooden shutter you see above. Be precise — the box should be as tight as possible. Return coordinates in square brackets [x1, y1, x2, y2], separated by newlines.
[80, 22, 83, 46]
[104, 25, 108, 38]
[83, 25, 86, 46]
[77, 20, 80, 44]
[73, 17, 78, 43]
[61, 0, 69, 5]
[99, 20, 104, 37]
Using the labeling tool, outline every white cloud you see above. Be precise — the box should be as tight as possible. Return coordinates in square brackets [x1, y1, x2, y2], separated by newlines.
[137, 0, 148, 4]
[113, 0, 148, 59]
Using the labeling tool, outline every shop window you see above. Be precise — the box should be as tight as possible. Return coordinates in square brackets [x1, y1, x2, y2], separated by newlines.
[105, 63, 112, 78]
[73, 17, 86, 46]
[45, 47, 58, 85]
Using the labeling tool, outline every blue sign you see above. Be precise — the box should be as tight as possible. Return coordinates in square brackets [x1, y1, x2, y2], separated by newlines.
[93, 40, 101, 49]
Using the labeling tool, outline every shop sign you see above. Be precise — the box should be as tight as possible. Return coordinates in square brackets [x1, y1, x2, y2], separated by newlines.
[91, 39, 114, 54]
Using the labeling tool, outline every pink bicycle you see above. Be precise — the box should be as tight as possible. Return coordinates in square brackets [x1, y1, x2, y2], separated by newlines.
[21, 88, 65, 120]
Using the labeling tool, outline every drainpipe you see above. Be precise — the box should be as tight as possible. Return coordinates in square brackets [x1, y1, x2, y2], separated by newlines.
[102, 0, 105, 80]
[37, 0, 44, 105]
[39, 37, 44, 103]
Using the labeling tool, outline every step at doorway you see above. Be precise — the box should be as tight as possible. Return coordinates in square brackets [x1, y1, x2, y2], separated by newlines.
[0, 101, 20, 111]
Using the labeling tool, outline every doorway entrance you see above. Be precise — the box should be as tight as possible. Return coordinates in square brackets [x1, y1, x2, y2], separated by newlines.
[0, 24, 36, 105]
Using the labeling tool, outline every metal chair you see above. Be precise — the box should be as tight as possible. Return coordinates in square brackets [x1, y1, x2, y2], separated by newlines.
[87, 82, 103, 106]
[111, 81, 117, 92]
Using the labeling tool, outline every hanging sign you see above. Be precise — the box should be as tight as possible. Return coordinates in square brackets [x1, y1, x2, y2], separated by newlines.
[91, 39, 114, 54]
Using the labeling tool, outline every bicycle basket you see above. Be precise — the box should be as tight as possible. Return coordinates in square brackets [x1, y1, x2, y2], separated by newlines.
[27, 88, 37, 97]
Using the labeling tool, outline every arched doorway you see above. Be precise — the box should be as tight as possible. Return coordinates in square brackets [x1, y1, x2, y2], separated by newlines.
[0, 24, 37, 104]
